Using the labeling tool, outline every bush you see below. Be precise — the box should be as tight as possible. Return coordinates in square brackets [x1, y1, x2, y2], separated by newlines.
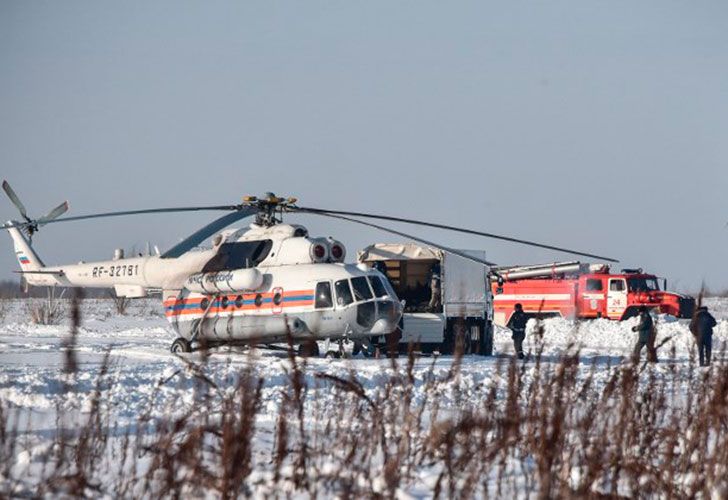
[25, 288, 66, 325]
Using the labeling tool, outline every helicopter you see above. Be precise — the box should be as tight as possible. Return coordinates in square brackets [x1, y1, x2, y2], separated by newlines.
[1, 180, 617, 356]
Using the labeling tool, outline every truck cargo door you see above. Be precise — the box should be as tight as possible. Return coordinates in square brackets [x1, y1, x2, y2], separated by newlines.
[443, 250, 488, 317]
[606, 278, 627, 319]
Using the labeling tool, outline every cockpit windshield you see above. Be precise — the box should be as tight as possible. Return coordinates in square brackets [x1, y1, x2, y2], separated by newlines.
[202, 240, 273, 272]
[351, 276, 374, 302]
[627, 278, 660, 292]
[368, 275, 389, 298]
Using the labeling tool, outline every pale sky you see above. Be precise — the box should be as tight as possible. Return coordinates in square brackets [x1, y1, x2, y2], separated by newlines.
[1, 1, 727, 292]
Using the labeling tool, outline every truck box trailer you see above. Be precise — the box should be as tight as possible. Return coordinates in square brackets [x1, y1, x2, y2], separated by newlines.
[358, 243, 493, 355]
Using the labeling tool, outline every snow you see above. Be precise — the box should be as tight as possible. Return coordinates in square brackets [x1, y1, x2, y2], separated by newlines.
[1, 297, 727, 496]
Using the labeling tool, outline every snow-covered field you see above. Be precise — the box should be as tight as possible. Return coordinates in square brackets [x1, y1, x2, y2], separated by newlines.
[1, 297, 727, 497]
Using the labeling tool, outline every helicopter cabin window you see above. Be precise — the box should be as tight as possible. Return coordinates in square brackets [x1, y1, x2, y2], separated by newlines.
[315, 282, 333, 309]
[586, 279, 603, 291]
[609, 280, 626, 292]
[368, 276, 389, 298]
[351, 277, 374, 302]
[335, 279, 354, 306]
[201, 240, 273, 273]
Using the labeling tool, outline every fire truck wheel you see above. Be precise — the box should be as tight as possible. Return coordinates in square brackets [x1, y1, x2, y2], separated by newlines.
[297, 340, 320, 358]
[170, 337, 192, 354]
[622, 307, 639, 320]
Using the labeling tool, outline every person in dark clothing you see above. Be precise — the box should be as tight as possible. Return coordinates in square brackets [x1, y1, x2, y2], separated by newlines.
[372, 260, 388, 277]
[690, 306, 717, 366]
[631, 306, 654, 362]
[507, 303, 528, 359]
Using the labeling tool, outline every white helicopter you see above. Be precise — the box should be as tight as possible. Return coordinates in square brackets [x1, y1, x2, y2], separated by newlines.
[1, 181, 617, 356]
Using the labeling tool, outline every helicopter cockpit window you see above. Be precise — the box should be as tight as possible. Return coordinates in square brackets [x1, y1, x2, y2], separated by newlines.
[368, 276, 389, 298]
[315, 282, 333, 309]
[334, 279, 354, 306]
[202, 240, 273, 273]
[351, 276, 373, 302]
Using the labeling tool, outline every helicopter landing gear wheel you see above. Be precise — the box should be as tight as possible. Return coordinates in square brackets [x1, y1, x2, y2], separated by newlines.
[171, 337, 192, 354]
[297, 340, 320, 358]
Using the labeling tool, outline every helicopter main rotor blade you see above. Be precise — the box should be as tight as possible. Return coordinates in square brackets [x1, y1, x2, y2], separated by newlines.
[2, 181, 30, 221]
[36, 201, 70, 226]
[161, 208, 257, 259]
[296, 207, 618, 263]
[301, 210, 496, 267]
[26, 205, 241, 227]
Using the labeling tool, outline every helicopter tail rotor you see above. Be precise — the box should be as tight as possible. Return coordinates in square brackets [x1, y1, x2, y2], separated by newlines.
[2, 180, 69, 242]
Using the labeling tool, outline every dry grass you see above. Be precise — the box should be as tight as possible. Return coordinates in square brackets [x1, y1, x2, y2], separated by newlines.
[1, 305, 728, 498]
[25, 287, 66, 325]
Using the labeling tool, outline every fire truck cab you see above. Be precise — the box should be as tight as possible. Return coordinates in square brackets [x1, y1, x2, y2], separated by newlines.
[491, 262, 695, 326]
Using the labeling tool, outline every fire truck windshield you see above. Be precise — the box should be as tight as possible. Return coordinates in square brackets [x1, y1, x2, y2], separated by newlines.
[627, 278, 660, 292]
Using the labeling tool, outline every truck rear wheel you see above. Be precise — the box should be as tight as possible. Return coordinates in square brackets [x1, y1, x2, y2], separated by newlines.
[452, 321, 472, 355]
[472, 319, 493, 356]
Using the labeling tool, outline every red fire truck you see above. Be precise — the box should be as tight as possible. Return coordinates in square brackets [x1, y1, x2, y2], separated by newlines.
[490, 261, 695, 327]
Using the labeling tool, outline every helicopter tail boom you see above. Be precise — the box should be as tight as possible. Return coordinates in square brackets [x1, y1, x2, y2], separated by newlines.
[5, 224, 63, 286]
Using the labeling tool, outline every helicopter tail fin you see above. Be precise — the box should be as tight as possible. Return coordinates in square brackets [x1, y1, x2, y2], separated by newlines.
[6, 224, 45, 272]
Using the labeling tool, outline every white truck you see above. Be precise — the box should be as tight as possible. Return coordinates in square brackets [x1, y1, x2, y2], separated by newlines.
[357, 243, 493, 355]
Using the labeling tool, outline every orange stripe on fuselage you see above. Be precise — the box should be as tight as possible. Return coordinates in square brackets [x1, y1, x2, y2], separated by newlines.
[164, 289, 315, 317]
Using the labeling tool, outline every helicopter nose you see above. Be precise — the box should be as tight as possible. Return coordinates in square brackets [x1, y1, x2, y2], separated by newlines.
[370, 318, 396, 335]
[366, 300, 403, 335]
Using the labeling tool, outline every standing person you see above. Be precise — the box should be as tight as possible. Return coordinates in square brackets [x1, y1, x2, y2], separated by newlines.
[690, 306, 717, 366]
[507, 303, 528, 359]
[427, 262, 442, 311]
[631, 306, 654, 362]
[372, 260, 388, 277]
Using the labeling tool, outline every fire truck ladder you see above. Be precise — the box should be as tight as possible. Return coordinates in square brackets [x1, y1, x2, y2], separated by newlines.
[491, 261, 610, 282]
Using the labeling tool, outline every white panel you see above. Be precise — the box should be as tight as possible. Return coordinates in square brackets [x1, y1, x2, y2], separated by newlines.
[402, 313, 445, 343]
[443, 250, 487, 316]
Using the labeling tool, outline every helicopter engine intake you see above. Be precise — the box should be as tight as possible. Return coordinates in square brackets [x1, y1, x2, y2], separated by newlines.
[184, 268, 264, 294]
